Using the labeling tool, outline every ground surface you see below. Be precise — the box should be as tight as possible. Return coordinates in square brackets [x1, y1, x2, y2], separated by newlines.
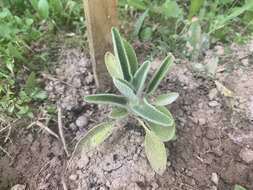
[1, 41, 253, 190]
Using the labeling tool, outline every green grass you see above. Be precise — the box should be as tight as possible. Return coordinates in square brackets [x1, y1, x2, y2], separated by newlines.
[0, 0, 84, 119]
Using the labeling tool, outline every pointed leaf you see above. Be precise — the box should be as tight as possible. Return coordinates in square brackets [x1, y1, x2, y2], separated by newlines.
[112, 27, 132, 81]
[104, 52, 123, 79]
[84, 94, 128, 107]
[134, 9, 149, 37]
[132, 61, 151, 94]
[153, 92, 179, 106]
[147, 106, 176, 142]
[123, 39, 138, 75]
[148, 122, 176, 142]
[72, 122, 114, 157]
[110, 107, 128, 119]
[234, 185, 247, 190]
[146, 54, 174, 94]
[38, 0, 49, 19]
[188, 0, 205, 19]
[131, 99, 173, 126]
[113, 78, 138, 101]
[127, 0, 147, 10]
[144, 129, 167, 175]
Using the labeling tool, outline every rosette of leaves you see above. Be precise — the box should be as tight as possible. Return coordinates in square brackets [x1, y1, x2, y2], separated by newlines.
[72, 27, 179, 175]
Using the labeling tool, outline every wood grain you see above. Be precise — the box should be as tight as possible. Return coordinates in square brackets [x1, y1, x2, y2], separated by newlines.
[83, 0, 118, 90]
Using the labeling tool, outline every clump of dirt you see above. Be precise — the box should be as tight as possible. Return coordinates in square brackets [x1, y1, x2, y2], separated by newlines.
[67, 127, 158, 190]
[45, 48, 96, 111]
[0, 130, 65, 190]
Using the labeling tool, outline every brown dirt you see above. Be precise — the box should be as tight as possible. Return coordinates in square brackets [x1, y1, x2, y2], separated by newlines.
[1, 41, 253, 190]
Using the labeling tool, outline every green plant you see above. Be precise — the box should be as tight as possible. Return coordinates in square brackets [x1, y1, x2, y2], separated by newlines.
[234, 184, 247, 190]
[73, 28, 178, 175]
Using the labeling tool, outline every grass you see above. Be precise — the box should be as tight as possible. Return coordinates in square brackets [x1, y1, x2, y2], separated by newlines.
[0, 0, 84, 119]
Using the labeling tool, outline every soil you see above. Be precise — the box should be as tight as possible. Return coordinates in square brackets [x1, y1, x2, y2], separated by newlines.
[1, 41, 253, 190]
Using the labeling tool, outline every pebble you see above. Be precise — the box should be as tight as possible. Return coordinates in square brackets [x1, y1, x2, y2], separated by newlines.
[198, 118, 207, 125]
[69, 122, 77, 131]
[208, 101, 220, 107]
[209, 88, 218, 100]
[239, 147, 253, 163]
[11, 185, 26, 190]
[69, 174, 78, 181]
[211, 173, 219, 185]
[241, 58, 249, 66]
[27, 133, 34, 143]
[195, 127, 202, 137]
[76, 115, 88, 128]
[210, 186, 218, 190]
[215, 45, 224, 56]
[206, 128, 217, 140]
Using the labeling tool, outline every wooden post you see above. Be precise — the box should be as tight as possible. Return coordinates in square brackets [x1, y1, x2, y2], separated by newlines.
[84, 0, 118, 90]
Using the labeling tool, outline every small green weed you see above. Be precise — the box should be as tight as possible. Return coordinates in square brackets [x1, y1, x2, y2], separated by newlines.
[73, 28, 178, 175]
[234, 184, 247, 190]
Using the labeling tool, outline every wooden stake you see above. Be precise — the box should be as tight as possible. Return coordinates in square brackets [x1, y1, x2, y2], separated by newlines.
[84, 0, 118, 90]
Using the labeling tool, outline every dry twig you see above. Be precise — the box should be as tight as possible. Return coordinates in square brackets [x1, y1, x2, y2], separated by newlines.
[57, 105, 69, 157]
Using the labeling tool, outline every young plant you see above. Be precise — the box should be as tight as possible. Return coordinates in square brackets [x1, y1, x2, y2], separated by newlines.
[73, 27, 179, 175]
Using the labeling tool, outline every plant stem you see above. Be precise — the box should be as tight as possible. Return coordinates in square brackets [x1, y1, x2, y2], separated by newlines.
[136, 117, 149, 131]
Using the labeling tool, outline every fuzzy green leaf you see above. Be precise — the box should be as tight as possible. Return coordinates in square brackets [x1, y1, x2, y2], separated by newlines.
[132, 61, 151, 94]
[38, 0, 49, 19]
[188, 0, 205, 19]
[148, 122, 176, 142]
[104, 52, 123, 79]
[72, 122, 114, 157]
[110, 107, 128, 119]
[131, 99, 173, 126]
[134, 9, 149, 37]
[123, 39, 139, 75]
[153, 92, 179, 106]
[146, 54, 174, 94]
[113, 78, 138, 101]
[144, 129, 167, 175]
[148, 106, 175, 142]
[112, 27, 132, 81]
[84, 94, 128, 107]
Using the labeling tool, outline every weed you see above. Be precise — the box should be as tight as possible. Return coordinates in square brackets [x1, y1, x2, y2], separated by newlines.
[73, 28, 178, 175]
[234, 184, 247, 190]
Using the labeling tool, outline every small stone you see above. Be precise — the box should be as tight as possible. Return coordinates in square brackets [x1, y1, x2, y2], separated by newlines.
[208, 101, 220, 107]
[239, 148, 253, 163]
[206, 128, 216, 140]
[211, 173, 219, 185]
[27, 134, 33, 143]
[76, 115, 88, 128]
[241, 58, 249, 66]
[151, 182, 159, 190]
[210, 186, 218, 190]
[198, 118, 206, 125]
[72, 77, 81, 88]
[69, 174, 78, 181]
[69, 123, 77, 130]
[133, 154, 138, 161]
[11, 185, 26, 190]
[215, 45, 224, 56]
[195, 127, 202, 137]
[209, 88, 218, 100]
